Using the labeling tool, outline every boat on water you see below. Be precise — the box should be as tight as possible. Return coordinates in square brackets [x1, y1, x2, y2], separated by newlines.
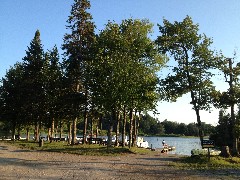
[158, 144, 176, 153]
[136, 137, 149, 148]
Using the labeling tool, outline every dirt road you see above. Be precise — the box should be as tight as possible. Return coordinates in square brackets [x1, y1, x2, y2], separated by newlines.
[0, 142, 239, 180]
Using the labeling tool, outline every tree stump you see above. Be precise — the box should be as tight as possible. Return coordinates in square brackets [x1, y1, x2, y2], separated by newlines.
[221, 146, 231, 158]
[39, 139, 44, 147]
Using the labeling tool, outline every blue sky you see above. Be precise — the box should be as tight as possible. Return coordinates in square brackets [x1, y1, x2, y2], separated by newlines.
[1, 0, 240, 125]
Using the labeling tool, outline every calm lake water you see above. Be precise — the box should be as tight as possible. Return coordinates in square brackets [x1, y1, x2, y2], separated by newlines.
[143, 136, 201, 156]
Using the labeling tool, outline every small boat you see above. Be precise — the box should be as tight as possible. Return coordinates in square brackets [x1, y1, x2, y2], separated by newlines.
[136, 137, 149, 148]
[157, 144, 176, 153]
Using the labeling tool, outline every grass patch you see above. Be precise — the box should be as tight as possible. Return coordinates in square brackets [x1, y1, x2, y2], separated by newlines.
[5, 140, 152, 156]
[174, 155, 240, 170]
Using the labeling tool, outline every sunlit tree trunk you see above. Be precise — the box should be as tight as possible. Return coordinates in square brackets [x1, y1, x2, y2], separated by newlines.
[132, 110, 137, 147]
[50, 118, 54, 142]
[96, 117, 99, 138]
[47, 128, 51, 141]
[71, 118, 77, 145]
[107, 110, 115, 148]
[59, 120, 63, 140]
[128, 108, 133, 148]
[83, 109, 88, 144]
[115, 111, 120, 147]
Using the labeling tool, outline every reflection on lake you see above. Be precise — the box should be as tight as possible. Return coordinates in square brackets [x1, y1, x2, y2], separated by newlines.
[143, 136, 201, 156]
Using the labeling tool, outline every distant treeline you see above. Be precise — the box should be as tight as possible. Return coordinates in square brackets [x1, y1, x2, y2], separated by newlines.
[79, 113, 214, 137]
[138, 113, 215, 137]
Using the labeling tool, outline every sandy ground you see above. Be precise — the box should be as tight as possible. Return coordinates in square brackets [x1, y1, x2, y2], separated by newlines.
[0, 142, 240, 180]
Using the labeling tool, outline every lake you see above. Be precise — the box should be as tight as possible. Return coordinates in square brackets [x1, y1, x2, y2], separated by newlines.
[143, 136, 202, 156]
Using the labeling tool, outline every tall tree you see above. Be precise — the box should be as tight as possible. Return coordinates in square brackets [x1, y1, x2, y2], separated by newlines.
[210, 110, 231, 148]
[218, 57, 240, 155]
[62, 0, 96, 145]
[156, 16, 221, 145]
[22, 30, 45, 141]
[0, 63, 25, 139]
[91, 19, 164, 147]
[43, 46, 63, 140]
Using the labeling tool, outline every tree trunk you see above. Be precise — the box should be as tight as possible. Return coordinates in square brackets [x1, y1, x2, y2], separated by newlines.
[26, 127, 30, 141]
[91, 117, 93, 139]
[71, 118, 77, 145]
[195, 108, 204, 146]
[60, 120, 62, 140]
[228, 58, 239, 156]
[107, 123, 113, 148]
[183, 46, 204, 146]
[96, 118, 99, 138]
[17, 127, 21, 140]
[137, 111, 141, 139]
[107, 110, 115, 148]
[122, 106, 126, 147]
[11, 121, 16, 141]
[50, 118, 54, 142]
[83, 110, 88, 144]
[132, 110, 137, 147]
[47, 128, 51, 141]
[68, 121, 72, 144]
[128, 109, 133, 148]
[34, 122, 39, 142]
[231, 104, 238, 156]
[221, 146, 231, 158]
[115, 111, 120, 147]
[99, 114, 103, 135]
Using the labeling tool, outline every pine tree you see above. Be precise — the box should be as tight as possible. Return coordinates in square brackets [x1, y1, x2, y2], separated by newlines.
[1, 63, 25, 140]
[43, 46, 63, 140]
[22, 30, 45, 141]
[62, 0, 95, 145]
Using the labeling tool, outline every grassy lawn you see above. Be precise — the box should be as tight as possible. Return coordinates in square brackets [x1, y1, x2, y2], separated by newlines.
[174, 155, 240, 170]
[4, 140, 153, 156]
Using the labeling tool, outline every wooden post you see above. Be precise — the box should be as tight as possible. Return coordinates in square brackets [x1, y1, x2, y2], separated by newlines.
[207, 148, 210, 161]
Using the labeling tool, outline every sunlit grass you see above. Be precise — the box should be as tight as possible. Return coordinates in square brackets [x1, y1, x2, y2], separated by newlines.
[5, 140, 153, 156]
[174, 155, 240, 170]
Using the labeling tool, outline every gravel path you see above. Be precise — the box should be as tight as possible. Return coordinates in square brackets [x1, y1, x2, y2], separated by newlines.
[0, 142, 239, 180]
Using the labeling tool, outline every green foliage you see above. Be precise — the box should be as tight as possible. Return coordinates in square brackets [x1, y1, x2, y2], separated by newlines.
[139, 114, 165, 135]
[91, 19, 165, 114]
[0, 30, 65, 138]
[210, 109, 233, 148]
[62, 0, 97, 145]
[0, 63, 25, 131]
[156, 16, 221, 111]
[160, 120, 213, 137]
[22, 30, 46, 123]
[156, 16, 223, 144]
[137, 114, 214, 136]
[62, 0, 95, 88]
